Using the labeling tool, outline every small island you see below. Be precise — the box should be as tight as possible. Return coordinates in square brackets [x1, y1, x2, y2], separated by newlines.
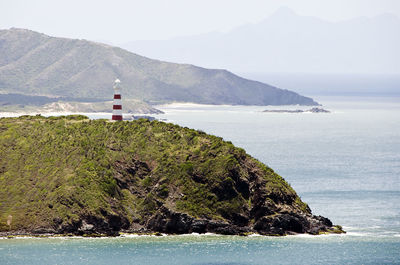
[263, 108, 330, 113]
[0, 115, 343, 236]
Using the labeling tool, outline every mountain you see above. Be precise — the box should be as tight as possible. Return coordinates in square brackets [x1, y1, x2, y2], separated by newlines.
[0, 28, 318, 106]
[0, 115, 343, 236]
[121, 7, 400, 74]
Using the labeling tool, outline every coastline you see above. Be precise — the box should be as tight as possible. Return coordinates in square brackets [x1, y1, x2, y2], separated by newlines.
[6, 96, 397, 118]
[0, 229, 346, 240]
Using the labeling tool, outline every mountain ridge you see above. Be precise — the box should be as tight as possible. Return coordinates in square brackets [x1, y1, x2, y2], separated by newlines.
[121, 8, 400, 74]
[0, 28, 318, 106]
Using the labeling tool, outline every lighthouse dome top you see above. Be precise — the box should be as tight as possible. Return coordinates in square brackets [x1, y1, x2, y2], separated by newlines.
[113, 79, 121, 90]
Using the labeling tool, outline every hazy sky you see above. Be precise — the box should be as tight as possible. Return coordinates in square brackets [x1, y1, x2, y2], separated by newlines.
[1, 0, 400, 43]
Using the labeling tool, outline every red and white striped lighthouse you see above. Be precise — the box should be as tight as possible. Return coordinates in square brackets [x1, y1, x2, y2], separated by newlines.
[112, 79, 123, 121]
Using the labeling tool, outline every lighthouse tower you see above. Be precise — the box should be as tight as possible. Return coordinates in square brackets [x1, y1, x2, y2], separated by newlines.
[112, 79, 123, 121]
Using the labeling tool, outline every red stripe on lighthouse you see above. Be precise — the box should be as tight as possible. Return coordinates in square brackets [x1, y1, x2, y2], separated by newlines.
[114, 94, 121, 99]
[113, 105, 122, 110]
[112, 115, 123, 121]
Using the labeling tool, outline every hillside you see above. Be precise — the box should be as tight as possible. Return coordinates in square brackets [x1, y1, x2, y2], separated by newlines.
[0, 28, 318, 106]
[0, 115, 342, 236]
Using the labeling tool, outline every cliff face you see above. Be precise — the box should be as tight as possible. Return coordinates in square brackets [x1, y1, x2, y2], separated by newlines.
[0, 28, 318, 106]
[0, 115, 342, 236]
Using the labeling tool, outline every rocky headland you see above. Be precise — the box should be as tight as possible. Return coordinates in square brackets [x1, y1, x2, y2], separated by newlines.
[0, 115, 343, 236]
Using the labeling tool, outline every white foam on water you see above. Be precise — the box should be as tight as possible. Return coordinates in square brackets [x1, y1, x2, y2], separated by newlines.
[120, 234, 141, 238]
[203, 232, 219, 236]
[247, 233, 263, 237]
[177, 233, 201, 237]
[0, 236, 38, 240]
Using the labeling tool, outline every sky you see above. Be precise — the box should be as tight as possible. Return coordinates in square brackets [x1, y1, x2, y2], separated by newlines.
[1, 0, 400, 44]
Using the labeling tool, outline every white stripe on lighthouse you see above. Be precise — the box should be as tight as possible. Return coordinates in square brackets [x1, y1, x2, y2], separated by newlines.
[113, 109, 122, 115]
[113, 98, 122, 105]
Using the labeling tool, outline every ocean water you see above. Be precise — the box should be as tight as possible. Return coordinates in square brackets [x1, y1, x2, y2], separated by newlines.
[1, 96, 400, 264]
[1, 235, 399, 265]
[240, 73, 400, 97]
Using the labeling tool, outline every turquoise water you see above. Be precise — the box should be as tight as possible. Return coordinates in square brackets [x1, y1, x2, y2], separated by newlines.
[1, 97, 400, 264]
[1, 235, 399, 264]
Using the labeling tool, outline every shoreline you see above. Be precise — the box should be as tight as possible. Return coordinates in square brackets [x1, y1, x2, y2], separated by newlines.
[0, 225, 345, 239]
[0, 230, 346, 240]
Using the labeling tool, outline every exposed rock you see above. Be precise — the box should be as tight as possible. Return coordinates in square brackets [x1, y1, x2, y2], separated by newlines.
[263, 107, 330, 113]
[308, 107, 330, 113]
[0, 115, 343, 237]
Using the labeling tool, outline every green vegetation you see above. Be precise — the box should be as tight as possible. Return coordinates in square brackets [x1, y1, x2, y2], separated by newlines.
[0, 115, 310, 233]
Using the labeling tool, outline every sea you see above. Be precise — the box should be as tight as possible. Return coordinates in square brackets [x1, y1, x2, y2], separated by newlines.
[1, 95, 400, 264]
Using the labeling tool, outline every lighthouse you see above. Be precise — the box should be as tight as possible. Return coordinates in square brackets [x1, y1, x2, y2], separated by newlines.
[112, 79, 123, 121]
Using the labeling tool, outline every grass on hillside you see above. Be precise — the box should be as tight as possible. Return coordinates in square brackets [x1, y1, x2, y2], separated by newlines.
[0, 115, 307, 231]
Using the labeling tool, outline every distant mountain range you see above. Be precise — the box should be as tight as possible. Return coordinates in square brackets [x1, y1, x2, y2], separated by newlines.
[0, 28, 317, 106]
[121, 7, 400, 74]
